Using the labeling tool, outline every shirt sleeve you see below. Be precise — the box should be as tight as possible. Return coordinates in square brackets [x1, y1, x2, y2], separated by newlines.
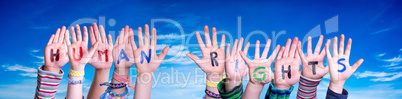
[35, 66, 64, 99]
[217, 78, 244, 99]
[265, 82, 294, 99]
[297, 74, 322, 99]
[326, 88, 348, 99]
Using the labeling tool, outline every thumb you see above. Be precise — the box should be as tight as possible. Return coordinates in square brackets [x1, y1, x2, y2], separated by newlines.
[239, 51, 252, 65]
[157, 46, 169, 59]
[186, 53, 200, 63]
[87, 42, 99, 57]
[352, 59, 364, 72]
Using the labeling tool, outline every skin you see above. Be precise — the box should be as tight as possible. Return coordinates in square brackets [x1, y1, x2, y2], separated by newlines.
[130, 24, 169, 99]
[43, 26, 69, 73]
[110, 25, 136, 97]
[186, 26, 225, 99]
[224, 37, 250, 91]
[241, 39, 280, 99]
[274, 37, 302, 90]
[325, 34, 364, 94]
[297, 35, 329, 79]
[87, 23, 114, 99]
[65, 24, 99, 99]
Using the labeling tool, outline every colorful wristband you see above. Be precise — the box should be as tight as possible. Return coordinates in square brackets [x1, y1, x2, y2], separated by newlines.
[99, 87, 129, 99]
[69, 69, 85, 77]
[100, 82, 126, 89]
[217, 78, 243, 99]
[266, 82, 294, 99]
[67, 75, 85, 84]
[205, 88, 221, 98]
[206, 75, 226, 88]
[35, 66, 64, 99]
[297, 74, 322, 99]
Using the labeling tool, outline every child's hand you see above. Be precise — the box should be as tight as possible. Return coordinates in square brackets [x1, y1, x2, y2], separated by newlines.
[225, 38, 249, 87]
[297, 35, 328, 79]
[325, 34, 363, 93]
[112, 26, 135, 75]
[44, 26, 70, 73]
[64, 24, 98, 71]
[88, 23, 113, 69]
[130, 24, 169, 74]
[273, 37, 301, 90]
[240, 39, 280, 85]
[186, 26, 226, 80]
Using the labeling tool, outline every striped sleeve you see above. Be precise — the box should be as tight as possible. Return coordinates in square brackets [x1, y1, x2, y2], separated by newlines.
[296, 75, 322, 99]
[35, 66, 64, 99]
[265, 82, 294, 99]
[217, 79, 244, 99]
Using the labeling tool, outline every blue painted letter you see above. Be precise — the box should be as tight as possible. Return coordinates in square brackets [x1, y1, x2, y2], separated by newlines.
[337, 58, 346, 72]
[117, 49, 129, 64]
[141, 49, 152, 64]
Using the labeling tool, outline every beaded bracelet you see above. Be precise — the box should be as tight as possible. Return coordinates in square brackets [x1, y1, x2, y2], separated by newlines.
[67, 75, 85, 84]
[99, 87, 129, 99]
[100, 82, 126, 89]
[205, 89, 221, 98]
[69, 69, 85, 77]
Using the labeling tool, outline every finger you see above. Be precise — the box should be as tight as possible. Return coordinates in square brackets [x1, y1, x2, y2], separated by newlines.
[196, 32, 205, 48]
[226, 44, 231, 57]
[47, 34, 55, 45]
[319, 46, 326, 58]
[204, 25, 212, 47]
[289, 37, 298, 58]
[345, 38, 352, 56]
[115, 35, 119, 46]
[100, 25, 107, 44]
[144, 24, 150, 45]
[261, 39, 271, 59]
[325, 39, 332, 59]
[89, 26, 96, 45]
[244, 42, 250, 56]
[339, 34, 345, 56]
[129, 30, 137, 50]
[268, 45, 280, 61]
[108, 34, 113, 46]
[237, 37, 244, 55]
[333, 36, 338, 57]
[220, 34, 225, 50]
[212, 27, 218, 46]
[314, 35, 324, 54]
[283, 38, 291, 57]
[297, 41, 308, 62]
[83, 26, 88, 43]
[119, 28, 124, 45]
[151, 28, 157, 50]
[157, 46, 170, 59]
[295, 48, 300, 60]
[255, 40, 260, 60]
[240, 51, 252, 64]
[93, 23, 102, 43]
[277, 46, 285, 59]
[307, 36, 312, 55]
[352, 59, 364, 72]
[58, 26, 66, 43]
[187, 53, 201, 62]
[53, 28, 60, 43]
[138, 27, 144, 47]
[64, 30, 71, 46]
[70, 26, 77, 42]
[76, 24, 82, 41]
[88, 41, 99, 55]
[124, 26, 130, 44]
[231, 39, 238, 56]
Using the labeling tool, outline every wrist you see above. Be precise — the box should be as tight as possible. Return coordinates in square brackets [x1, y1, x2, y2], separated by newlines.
[113, 67, 130, 76]
[206, 74, 223, 82]
[43, 65, 61, 73]
[69, 64, 85, 71]
[329, 80, 345, 94]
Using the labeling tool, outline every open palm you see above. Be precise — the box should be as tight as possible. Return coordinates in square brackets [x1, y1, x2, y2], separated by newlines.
[273, 37, 301, 90]
[225, 38, 249, 83]
[44, 26, 69, 72]
[88, 23, 113, 69]
[297, 35, 328, 79]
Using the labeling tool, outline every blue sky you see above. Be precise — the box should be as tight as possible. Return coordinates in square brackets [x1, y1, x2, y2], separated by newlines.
[1, 0, 402, 98]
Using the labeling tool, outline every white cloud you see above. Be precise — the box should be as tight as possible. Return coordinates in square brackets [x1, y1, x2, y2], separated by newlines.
[354, 71, 402, 81]
[157, 33, 185, 39]
[31, 49, 40, 53]
[19, 73, 37, 77]
[377, 53, 386, 57]
[2, 64, 36, 73]
[377, 50, 402, 69]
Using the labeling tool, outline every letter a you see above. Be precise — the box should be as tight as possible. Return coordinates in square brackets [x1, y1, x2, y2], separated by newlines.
[117, 49, 130, 64]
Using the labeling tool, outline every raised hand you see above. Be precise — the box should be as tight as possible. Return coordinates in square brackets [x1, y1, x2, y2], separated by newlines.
[130, 24, 169, 74]
[297, 35, 328, 79]
[274, 37, 301, 90]
[325, 34, 364, 93]
[88, 23, 113, 69]
[44, 26, 69, 73]
[65, 24, 98, 71]
[241, 39, 280, 85]
[225, 37, 250, 90]
[186, 26, 226, 79]
[112, 25, 135, 75]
